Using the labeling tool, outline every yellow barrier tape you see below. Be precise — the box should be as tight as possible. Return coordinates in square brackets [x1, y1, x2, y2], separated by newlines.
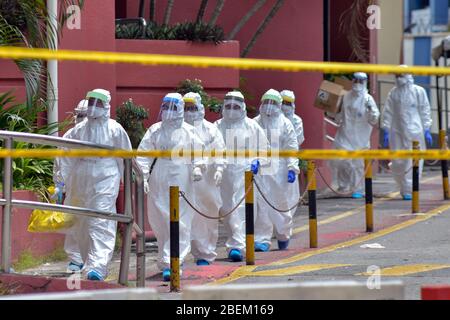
[1, 46, 450, 76]
[0, 149, 450, 160]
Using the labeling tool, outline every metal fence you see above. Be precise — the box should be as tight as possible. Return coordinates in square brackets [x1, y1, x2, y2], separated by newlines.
[0, 130, 146, 287]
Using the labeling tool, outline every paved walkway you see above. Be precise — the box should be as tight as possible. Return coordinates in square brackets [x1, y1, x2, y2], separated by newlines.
[23, 170, 450, 300]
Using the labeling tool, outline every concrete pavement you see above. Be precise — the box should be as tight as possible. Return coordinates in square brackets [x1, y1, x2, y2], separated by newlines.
[21, 170, 450, 300]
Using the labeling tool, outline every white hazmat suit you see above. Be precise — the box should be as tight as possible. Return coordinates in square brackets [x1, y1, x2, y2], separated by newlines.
[381, 69, 432, 197]
[183, 92, 226, 265]
[280, 90, 305, 146]
[254, 89, 300, 251]
[62, 89, 132, 280]
[214, 91, 270, 261]
[330, 73, 380, 197]
[54, 99, 88, 190]
[137, 93, 204, 275]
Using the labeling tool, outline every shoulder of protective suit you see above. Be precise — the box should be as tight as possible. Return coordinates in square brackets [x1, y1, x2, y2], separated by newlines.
[202, 119, 219, 132]
[413, 84, 427, 95]
[293, 114, 303, 123]
[214, 118, 224, 127]
[282, 115, 296, 130]
[108, 119, 129, 134]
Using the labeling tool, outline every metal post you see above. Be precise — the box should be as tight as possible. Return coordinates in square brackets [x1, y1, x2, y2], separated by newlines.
[1, 138, 13, 273]
[245, 171, 255, 266]
[365, 160, 374, 232]
[445, 51, 449, 134]
[440, 130, 450, 200]
[170, 186, 180, 292]
[412, 141, 420, 214]
[307, 161, 318, 248]
[119, 159, 133, 285]
[135, 175, 146, 288]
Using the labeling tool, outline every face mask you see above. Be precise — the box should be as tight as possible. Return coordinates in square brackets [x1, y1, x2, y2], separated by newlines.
[352, 83, 365, 93]
[223, 109, 243, 121]
[184, 111, 202, 125]
[261, 104, 281, 117]
[396, 76, 408, 87]
[87, 106, 109, 119]
[281, 104, 294, 117]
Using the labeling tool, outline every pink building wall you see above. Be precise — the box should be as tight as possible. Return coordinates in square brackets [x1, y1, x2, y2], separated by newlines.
[125, 0, 325, 150]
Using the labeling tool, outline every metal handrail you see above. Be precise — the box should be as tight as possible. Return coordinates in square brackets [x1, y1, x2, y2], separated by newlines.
[0, 130, 114, 150]
[0, 130, 146, 287]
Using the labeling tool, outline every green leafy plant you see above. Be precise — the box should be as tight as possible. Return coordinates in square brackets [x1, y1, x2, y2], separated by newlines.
[1, 91, 71, 193]
[173, 21, 224, 44]
[116, 99, 149, 149]
[115, 23, 144, 39]
[0, 1, 86, 108]
[176, 79, 222, 113]
[115, 21, 225, 44]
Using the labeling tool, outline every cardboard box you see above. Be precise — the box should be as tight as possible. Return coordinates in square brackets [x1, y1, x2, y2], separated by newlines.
[314, 80, 345, 114]
[334, 77, 353, 92]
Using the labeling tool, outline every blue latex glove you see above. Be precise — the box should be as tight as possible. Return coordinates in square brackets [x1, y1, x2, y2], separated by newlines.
[383, 130, 389, 148]
[52, 182, 64, 204]
[251, 160, 260, 175]
[287, 170, 296, 183]
[425, 130, 433, 146]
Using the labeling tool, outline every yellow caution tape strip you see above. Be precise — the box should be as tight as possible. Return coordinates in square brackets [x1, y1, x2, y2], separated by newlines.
[1, 149, 450, 160]
[1, 46, 450, 76]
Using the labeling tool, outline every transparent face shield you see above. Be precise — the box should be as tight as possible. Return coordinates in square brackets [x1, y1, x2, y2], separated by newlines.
[281, 100, 295, 116]
[260, 99, 281, 117]
[159, 97, 184, 122]
[87, 97, 108, 118]
[222, 97, 245, 121]
[352, 78, 367, 93]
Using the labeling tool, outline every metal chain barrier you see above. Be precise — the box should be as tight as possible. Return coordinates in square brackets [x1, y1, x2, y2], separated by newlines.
[179, 182, 253, 221]
[317, 161, 413, 197]
[316, 162, 372, 196]
[252, 173, 314, 213]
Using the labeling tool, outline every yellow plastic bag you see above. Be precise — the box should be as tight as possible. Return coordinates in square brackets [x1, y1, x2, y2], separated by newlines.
[27, 209, 75, 233]
[27, 185, 75, 233]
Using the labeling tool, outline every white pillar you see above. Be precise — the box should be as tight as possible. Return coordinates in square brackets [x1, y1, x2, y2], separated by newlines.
[47, 0, 58, 136]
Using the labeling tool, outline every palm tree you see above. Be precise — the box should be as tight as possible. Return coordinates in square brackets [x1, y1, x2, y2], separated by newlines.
[163, 0, 175, 25]
[227, 0, 267, 40]
[196, 0, 209, 23]
[0, 0, 85, 108]
[149, 0, 156, 22]
[241, 0, 285, 57]
[339, 0, 376, 62]
[208, 0, 226, 26]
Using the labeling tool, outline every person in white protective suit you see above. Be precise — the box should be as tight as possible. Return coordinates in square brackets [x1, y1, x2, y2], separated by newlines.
[329, 73, 380, 199]
[183, 92, 226, 266]
[215, 91, 270, 262]
[53, 99, 89, 202]
[253, 89, 300, 252]
[280, 90, 305, 147]
[137, 93, 204, 281]
[61, 89, 132, 281]
[381, 66, 433, 200]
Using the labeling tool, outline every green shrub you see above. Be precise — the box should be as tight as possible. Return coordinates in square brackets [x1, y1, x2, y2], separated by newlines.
[176, 79, 222, 113]
[0, 91, 71, 193]
[116, 21, 225, 44]
[116, 99, 149, 149]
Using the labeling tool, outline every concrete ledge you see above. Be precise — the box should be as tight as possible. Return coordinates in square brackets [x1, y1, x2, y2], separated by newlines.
[183, 281, 404, 300]
[0, 288, 158, 300]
